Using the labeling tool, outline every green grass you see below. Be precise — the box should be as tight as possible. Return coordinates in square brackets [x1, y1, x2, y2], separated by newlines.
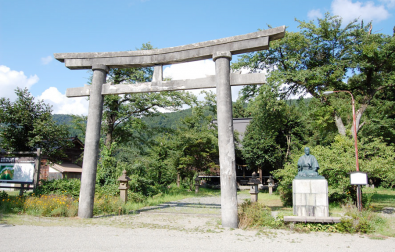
[368, 187, 395, 210]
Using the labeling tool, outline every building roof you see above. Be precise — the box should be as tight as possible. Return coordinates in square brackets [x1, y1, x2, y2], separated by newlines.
[51, 163, 82, 173]
[212, 118, 252, 142]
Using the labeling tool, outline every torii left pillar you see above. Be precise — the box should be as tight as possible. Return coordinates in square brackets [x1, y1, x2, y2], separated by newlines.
[78, 64, 108, 218]
[213, 51, 238, 228]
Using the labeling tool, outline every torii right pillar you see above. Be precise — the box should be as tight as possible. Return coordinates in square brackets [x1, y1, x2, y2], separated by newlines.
[213, 51, 238, 228]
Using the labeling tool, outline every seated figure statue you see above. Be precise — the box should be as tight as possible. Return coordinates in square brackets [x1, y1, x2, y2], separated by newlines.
[296, 147, 324, 179]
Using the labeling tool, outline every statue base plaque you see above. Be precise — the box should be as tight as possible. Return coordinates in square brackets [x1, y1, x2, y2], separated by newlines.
[293, 178, 329, 217]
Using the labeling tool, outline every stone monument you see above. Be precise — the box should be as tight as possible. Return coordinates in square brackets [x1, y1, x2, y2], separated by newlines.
[293, 147, 329, 217]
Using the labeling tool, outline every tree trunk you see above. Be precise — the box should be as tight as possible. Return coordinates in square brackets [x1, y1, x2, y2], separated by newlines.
[105, 123, 113, 148]
[176, 173, 180, 187]
[334, 112, 346, 136]
[334, 103, 367, 140]
[351, 104, 368, 140]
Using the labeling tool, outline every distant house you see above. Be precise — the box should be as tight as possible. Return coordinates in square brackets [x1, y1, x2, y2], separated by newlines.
[48, 163, 83, 180]
[40, 136, 84, 180]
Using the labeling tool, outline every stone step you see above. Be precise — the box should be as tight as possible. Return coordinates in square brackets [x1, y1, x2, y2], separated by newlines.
[283, 216, 342, 223]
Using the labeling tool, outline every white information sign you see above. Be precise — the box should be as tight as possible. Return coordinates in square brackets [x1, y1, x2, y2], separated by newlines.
[0, 158, 35, 183]
[350, 172, 368, 185]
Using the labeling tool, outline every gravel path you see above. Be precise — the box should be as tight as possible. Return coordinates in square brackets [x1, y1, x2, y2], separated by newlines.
[1, 194, 394, 252]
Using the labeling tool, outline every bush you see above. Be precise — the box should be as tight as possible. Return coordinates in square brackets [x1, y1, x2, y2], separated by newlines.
[36, 179, 81, 197]
[0, 195, 25, 213]
[336, 206, 382, 234]
[0, 190, 8, 200]
[23, 194, 78, 217]
[238, 200, 283, 229]
[93, 195, 125, 215]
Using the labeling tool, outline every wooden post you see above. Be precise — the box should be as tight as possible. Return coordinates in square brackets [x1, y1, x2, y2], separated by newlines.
[33, 148, 41, 193]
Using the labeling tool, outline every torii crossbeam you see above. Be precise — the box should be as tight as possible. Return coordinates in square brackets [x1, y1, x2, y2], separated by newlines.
[55, 26, 285, 228]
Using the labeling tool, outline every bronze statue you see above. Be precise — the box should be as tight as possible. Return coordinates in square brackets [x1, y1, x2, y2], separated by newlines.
[296, 147, 324, 179]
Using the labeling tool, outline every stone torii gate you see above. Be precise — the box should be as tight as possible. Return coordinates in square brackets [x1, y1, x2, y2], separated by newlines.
[54, 26, 285, 228]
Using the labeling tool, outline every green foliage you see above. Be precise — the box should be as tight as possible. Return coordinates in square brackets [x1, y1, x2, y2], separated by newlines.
[292, 222, 339, 233]
[100, 43, 196, 149]
[96, 141, 120, 186]
[0, 190, 8, 200]
[273, 135, 395, 206]
[233, 13, 395, 145]
[0, 88, 72, 161]
[52, 114, 85, 140]
[336, 207, 384, 234]
[23, 194, 78, 217]
[360, 89, 395, 145]
[241, 84, 306, 173]
[35, 178, 81, 197]
[238, 200, 284, 229]
[173, 104, 219, 186]
[93, 195, 125, 216]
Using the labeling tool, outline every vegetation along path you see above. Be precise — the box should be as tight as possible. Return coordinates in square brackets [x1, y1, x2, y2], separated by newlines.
[1, 193, 395, 252]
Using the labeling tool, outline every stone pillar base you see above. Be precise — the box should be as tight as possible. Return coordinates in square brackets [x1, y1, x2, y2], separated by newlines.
[293, 179, 329, 217]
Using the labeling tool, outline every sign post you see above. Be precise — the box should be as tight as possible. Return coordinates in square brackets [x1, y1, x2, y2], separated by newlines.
[350, 171, 368, 211]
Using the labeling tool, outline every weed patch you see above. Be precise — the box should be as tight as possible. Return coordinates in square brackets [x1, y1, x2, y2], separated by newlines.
[238, 200, 284, 229]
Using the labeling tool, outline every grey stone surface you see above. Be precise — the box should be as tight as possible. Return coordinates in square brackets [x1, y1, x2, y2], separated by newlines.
[293, 179, 329, 217]
[214, 52, 238, 228]
[54, 26, 285, 69]
[66, 73, 266, 97]
[78, 64, 108, 218]
[284, 216, 341, 223]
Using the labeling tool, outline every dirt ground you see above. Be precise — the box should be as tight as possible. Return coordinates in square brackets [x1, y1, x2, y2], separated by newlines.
[1, 195, 395, 252]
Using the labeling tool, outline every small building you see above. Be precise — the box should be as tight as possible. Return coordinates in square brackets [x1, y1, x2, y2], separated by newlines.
[48, 163, 83, 180]
[40, 136, 84, 180]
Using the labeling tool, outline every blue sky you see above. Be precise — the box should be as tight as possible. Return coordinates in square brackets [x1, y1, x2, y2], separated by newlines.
[1, 0, 394, 115]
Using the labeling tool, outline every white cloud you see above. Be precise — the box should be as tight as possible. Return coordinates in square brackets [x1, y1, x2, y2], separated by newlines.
[163, 60, 215, 103]
[163, 60, 245, 103]
[308, 9, 324, 20]
[41, 56, 53, 65]
[163, 60, 215, 80]
[0, 65, 39, 100]
[37, 87, 89, 115]
[331, 0, 390, 23]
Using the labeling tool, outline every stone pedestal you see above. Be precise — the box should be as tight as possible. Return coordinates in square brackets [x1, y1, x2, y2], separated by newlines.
[118, 170, 130, 203]
[293, 179, 329, 217]
[250, 185, 258, 202]
[268, 186, 273, 195]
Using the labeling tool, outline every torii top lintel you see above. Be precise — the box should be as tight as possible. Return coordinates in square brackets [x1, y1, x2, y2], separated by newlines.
[54, 26, 285, 69]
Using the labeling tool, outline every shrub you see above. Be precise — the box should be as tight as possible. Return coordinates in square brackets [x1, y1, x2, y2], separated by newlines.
[0, 195, 25, 213]
[36, 178, 81, 197]
[0, 190, 8, 200]
[23, 194, 78, 217]
[336, 205, 384, 234]
[238, 200, 283, 229]
[93, 195, 125, 215]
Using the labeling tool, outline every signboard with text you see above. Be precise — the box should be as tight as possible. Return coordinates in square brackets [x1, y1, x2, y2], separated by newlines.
[0, 157, 35, 183]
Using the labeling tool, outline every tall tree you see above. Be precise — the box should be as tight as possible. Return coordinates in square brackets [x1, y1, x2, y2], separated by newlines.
[233, 13, 395, 141]
[0, 88, 71, 160]
[173, 104, 219, 186]
[241, 84, 305, 173]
